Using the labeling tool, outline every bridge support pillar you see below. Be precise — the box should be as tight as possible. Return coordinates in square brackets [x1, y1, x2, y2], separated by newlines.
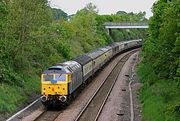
[107, 28, 112, 36]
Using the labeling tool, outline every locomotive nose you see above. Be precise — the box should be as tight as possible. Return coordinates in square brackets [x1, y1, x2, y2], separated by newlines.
[41, 96, 47, 102]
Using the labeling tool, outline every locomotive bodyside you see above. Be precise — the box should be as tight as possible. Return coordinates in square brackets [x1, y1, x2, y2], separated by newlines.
[63, 61, 83, 94]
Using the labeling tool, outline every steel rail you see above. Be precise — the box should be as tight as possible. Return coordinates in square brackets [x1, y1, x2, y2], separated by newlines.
[6, 98, 41, 121]
[129, 52, 139, 121]
[94, 51, 138, 121]
[74, 50, 138, 121]
[34, 110, 61, 121]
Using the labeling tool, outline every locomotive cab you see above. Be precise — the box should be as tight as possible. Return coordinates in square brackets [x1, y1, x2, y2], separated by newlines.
[41, 65, 72, 106]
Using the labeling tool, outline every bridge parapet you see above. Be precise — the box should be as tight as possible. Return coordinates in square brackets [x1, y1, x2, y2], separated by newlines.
[104, 22, 149, 29]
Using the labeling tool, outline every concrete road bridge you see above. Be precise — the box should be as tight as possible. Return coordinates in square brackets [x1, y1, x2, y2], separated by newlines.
[103, 22, 149, 35]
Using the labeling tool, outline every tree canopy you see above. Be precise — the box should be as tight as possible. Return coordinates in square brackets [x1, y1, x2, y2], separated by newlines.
[138, 0, 180, 120]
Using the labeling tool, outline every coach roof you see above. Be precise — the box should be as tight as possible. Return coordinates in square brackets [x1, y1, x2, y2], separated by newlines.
[73, 54, 92, 65]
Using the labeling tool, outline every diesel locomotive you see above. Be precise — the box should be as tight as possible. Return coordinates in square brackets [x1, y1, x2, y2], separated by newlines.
[40, 39, 142, 106]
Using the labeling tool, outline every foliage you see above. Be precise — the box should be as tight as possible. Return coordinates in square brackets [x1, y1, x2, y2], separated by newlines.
[57, 41, 70, 59]
[0, 76, 40, 120]
[116, 11, 147, 22]
[138, 0, 180, 120]
[0, 1, 147, 117]
[51, 8, 68, 20]
[95, 12, 147, 42]
[0, 0, 8, 39]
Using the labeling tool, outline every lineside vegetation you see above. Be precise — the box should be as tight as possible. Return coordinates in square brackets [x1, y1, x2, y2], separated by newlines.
[138, 0, 180, 120]
[0, 0, 146, 119]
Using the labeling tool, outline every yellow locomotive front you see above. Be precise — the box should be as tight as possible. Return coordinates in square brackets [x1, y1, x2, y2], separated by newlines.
[40, 66, 72, 106]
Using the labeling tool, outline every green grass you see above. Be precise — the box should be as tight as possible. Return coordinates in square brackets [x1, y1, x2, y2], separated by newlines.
[0, 75, 40, 114]
[137, 62, 180, 121]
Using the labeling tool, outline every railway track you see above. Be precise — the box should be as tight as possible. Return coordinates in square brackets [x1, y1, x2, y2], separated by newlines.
[74, 50, 137, 121]
[34, 109, 61, 121]
[6, 50, 138, 121]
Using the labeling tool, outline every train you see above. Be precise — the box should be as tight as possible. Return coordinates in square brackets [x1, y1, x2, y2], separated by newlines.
[40, 39, 142, 107]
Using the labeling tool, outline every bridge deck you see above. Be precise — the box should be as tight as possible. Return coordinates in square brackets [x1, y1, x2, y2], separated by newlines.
[104, 22, 149, 29]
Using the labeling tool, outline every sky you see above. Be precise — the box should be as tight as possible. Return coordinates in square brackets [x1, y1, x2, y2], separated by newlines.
[50, 0, 157, 18]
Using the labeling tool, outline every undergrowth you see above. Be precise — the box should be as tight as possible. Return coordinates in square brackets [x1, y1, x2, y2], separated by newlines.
[137, 62, 180, 121]
[0, 75, 40, 115]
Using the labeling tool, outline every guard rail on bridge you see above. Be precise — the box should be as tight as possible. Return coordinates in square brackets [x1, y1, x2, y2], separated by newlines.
[104, 22, 149, 29]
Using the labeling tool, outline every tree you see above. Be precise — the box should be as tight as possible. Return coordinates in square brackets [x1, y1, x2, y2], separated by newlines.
[5, 0, 52, 60]
[139, 0, 180, 120]
[0, 0, 8, 38]
[84, 2, 99, 14]
[51, 8, 68, 20]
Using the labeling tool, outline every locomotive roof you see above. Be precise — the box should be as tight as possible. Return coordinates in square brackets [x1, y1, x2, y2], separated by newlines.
[73, 54, 92, 65]
[43, 65, 72, 74]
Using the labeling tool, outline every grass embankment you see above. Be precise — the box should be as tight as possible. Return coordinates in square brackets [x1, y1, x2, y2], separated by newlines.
[0, 76, 40, 117]
[137, 62, 180, 121]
